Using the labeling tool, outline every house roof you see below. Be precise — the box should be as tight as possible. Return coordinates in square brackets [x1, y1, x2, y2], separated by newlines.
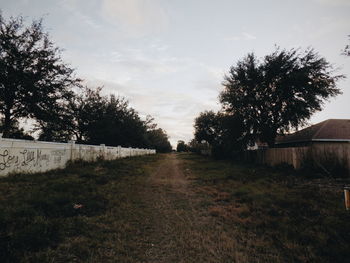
[276, 119, 350, 145]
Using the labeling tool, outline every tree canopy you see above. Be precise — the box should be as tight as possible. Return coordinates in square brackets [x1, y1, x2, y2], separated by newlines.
[193, 46, 344, 158]
[194, 111, 246, 158]
[220, 47, 344, 146]
[194, 111, 221, 146]
[146, 128, 172, 153]
[0, 14, 80, 137]
[176, 140, 188, 152]
[40, 86, 172, 150]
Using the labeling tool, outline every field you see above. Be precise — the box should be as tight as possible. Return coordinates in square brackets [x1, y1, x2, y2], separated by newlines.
[0, 155, 162, 262]
[0, 153, 349, 262]
[180, 153, 350, 262]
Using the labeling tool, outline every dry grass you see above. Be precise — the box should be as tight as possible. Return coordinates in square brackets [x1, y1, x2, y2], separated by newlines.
[179, 152, 350, 263]
[0, 155, 162, 262]
[2, 152, 349, 262]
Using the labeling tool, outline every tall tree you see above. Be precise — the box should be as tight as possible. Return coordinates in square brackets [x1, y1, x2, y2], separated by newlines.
[87, 93, 148, 147]
[0, 14, 80, 138]
[37, 86, 104, 142]
[60, 86, 148, 147]
[40, 85, 172, 149]
[220, 47, 344, 146]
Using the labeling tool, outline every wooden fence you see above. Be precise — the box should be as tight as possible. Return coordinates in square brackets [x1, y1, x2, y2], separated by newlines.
[245, 142, 350, 175]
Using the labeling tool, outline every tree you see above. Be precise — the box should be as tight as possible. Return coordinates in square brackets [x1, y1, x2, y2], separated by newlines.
[0, 14, 80, 138]
[146, 128, 172, 153]
[36, 86, 98, 143]
[67, 86, 107, 143]
[176, 140, 188, 152]
[194, 111, 221, 145]
[38, 85, 172, 149]
[74, 89, 148, 147]
[38, 86, 145, 146]
[194, 110, 246, 158]
[142, 116, 171, 152]
[0, 119, 33, 140]
[187, 139, 200, 153]
[94, 95, 149, 147]
[220, 47, 344, 147]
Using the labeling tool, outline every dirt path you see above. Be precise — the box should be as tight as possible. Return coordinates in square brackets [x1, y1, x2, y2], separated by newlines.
[138, 153, 240, 263]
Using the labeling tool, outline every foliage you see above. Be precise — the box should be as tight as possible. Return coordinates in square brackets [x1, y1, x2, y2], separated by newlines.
[146, 128, 172, 153]
[176, 140, 188, 152]
[0, 13, 80, 138]
[187, 139, 206, 153]
[37, 85, 172, 149]
[194, 111, 221, 146]
[0, 120, 33, 140]
[211, 113, 247, 159]
[82, 92, 146, 147]
[220, 47, 344, 146]
[194, 111, 247, 158]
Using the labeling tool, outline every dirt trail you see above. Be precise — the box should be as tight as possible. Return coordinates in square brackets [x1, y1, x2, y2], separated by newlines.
[139, 153, 240, 263]
[150, 153, 190, 193]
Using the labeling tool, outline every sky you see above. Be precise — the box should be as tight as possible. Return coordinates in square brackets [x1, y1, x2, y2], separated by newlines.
[1, 0, 349, 147]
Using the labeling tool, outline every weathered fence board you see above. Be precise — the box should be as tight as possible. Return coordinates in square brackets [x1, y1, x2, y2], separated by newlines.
[245, 143, 350, 174]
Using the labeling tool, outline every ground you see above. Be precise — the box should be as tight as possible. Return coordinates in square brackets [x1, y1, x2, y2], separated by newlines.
[0, 153, 349, 262]
[139, 154, 239, 262]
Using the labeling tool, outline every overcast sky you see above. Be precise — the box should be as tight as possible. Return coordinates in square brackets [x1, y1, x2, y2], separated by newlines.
[1, 0, 349, 146]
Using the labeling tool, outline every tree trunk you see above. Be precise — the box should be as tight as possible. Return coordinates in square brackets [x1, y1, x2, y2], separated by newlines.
[2, 110, 12, 138]
[266, 129, 277, 148]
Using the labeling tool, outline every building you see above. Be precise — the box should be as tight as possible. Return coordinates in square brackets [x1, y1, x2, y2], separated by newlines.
[247, 139, 269, 150]
[245, 119, 350, 174]
[275, 119, 350, 147]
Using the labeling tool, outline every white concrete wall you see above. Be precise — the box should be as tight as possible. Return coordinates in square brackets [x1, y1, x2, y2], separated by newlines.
[0, 137, 156, 176]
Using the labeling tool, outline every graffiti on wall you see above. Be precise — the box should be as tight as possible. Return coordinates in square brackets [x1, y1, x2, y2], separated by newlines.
[0, 139, 154, 176]
[0, 148, 66, 171]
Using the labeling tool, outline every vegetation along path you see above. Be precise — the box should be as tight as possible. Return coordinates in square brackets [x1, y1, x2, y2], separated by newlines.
[1, 153, 349, 262]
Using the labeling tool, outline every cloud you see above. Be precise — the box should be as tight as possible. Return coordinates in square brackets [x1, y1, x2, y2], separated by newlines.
[312, 0, 350, 6]
[101, 0, 168, 37]
[149, 41, 169, 52]
[225, 32, 257, 41]
[308, 17, 350, 40]
[105, 47, 196, 75]
[59, 0, 101, 29]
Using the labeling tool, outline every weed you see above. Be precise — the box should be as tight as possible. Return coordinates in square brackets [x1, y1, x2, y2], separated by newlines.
[0, 155, 161, 262]
[179, 152, 350, 263]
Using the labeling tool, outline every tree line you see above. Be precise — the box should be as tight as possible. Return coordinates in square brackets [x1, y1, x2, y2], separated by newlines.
[187, 46, 345, 158]
[0, 13, 172, 152]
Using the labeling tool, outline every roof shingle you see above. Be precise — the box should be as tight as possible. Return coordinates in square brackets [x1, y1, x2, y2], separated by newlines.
[276, 119, 350, 144]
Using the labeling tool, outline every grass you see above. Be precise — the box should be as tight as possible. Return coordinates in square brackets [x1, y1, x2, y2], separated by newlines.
[179, 153, 350, 262]
[0, 155, 162, 262]
[2, 152, 350, 262]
